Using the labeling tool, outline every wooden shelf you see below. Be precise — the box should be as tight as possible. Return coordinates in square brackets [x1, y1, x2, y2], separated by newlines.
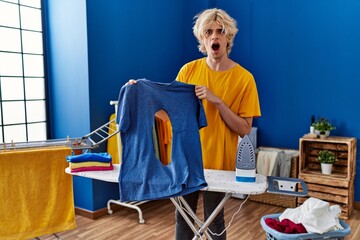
[299, 171, 351, 188]
[298, 136, 357, 219]
[299, 136, 356, 181]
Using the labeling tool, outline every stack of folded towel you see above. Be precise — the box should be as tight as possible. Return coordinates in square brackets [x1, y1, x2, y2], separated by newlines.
[66, 152, 113, 172]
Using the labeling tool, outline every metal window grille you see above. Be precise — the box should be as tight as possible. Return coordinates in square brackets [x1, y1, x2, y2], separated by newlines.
[0, 0, 47, 143]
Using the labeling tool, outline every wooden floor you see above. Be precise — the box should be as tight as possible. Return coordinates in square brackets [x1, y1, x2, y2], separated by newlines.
[39, 195, 360, 240]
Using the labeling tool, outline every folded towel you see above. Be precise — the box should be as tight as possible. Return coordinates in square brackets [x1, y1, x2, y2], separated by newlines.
[70, 163, 114, 173]
[69, 161, 111, 169]
[66, 152, 112, 163]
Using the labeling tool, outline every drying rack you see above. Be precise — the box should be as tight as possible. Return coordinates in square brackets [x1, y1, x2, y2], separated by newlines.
[0, 117, 119, 152]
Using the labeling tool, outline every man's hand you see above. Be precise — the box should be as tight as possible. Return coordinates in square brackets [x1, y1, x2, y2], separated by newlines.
[126, 79, 137, 85]
[195, 85, 221, 104]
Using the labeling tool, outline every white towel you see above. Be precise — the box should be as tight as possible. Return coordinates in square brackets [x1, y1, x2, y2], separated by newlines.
[256, 150, 279, 176]
[279, 197, 343, 234]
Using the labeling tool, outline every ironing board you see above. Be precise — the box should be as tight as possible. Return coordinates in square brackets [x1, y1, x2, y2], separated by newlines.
[65, 164, 308, 239]
[65, 164, 268, 238]
[67, 165, 308, 239]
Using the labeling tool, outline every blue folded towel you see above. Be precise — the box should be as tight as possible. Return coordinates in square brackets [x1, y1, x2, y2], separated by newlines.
[66, 152, 112, 163]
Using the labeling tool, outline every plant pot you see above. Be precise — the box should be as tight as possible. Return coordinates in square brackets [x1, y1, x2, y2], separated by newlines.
[321, 163, 333, 174]
[310, 126, 315, 134]
[319, 134, 327, 139]
[315, 130, 330, 138]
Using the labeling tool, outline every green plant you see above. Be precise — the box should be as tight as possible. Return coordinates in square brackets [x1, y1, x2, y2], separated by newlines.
[312, 117, 336, 132]
[317, 150, 337, 164]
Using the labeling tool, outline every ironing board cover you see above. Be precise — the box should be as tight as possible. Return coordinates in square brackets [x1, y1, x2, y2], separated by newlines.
[65, 165, 267, 195]
[116, 79, 208, 201]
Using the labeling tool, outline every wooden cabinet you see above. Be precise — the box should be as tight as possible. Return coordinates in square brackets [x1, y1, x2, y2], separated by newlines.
[298, 136, 357, 219]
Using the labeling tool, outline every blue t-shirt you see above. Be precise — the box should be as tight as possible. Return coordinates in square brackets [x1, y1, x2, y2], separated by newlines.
[116, 79, 208, 201]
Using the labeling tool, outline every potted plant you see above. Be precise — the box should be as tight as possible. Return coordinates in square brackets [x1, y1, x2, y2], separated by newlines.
[317, 150, 337, 174]
[312, 117, 336, 139]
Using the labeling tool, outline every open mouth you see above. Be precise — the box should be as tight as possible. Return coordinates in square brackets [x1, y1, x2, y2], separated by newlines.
[212, 43, 220, 51]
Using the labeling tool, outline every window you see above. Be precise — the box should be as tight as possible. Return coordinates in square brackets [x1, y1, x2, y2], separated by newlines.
[0, 0, 47, 143]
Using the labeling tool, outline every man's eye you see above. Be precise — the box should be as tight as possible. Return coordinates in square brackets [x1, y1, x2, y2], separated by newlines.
[217, 29, 225, 34]
[205, 29, 213, 35]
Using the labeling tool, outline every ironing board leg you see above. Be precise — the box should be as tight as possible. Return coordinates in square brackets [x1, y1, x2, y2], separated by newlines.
[171, 193, 232, 240]
[196, 192, 232, 238]
[170, 198, 204, 239]
[178, 197, 204, 226]
[107, 199, 148, 224]
[177, 197, 213, 240]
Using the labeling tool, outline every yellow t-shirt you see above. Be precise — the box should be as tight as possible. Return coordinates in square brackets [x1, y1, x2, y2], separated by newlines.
[176, 58, 261, 170]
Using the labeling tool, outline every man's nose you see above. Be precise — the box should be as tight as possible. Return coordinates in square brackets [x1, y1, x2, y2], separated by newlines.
[211, 32, 219, 39]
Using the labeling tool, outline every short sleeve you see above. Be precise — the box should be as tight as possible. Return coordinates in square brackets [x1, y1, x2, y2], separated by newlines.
[176, 63, 190, 83]
[239, 76, 261, 118]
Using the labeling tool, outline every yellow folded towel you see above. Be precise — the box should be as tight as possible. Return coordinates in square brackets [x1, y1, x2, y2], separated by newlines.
[69, 161, 111, 169]
[0, 146, 76, 239]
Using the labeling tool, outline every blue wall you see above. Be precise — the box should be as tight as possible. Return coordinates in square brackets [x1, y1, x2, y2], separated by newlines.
[45, 0, 360, 210]
[216, 0, 360, 202]
[86, 0, 187, 135]
[217, 0, 360, 148]
[44, 0, 90, 139]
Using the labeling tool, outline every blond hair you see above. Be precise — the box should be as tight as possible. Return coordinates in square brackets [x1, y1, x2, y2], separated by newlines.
[193, 8, 238, 55]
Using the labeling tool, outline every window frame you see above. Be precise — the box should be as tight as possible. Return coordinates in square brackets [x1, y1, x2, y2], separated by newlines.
[0, 0, 49, 143]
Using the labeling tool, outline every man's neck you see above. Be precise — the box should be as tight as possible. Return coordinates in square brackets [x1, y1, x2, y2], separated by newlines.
[206, 56, 235, 71]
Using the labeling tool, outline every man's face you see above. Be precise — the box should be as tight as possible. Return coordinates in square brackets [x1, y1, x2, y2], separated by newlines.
[202, 22, 228, 60]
